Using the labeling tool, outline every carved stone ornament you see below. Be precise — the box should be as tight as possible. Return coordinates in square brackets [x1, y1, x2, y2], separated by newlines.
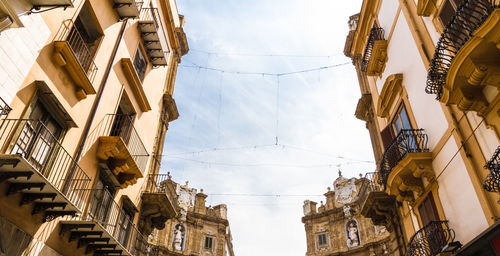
[176, 182, 196, 221]
[334, 177, 358, 207]
[345, 219, 361, 247]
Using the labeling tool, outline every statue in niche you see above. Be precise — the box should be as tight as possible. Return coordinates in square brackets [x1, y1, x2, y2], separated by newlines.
[172, 223, 186, 251]
[345, 219, 360, 247]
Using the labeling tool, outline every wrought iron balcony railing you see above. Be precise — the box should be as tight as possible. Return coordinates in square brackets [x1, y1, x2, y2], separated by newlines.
[81, 189, 150, 255]
[426, 0, 500, 99]
[145, 173, 175, 194]
[358, 172, 385, 206]
[0, 119, 91, 211]
[0, 96, 12, 117]
[406, 221, 457, 256]
[361, 27, 385, 72]
[55, 19, 98, 82]
[93, 114, 149, 173]
[483, 146, 500, 192]
[380, 129, 429, 187]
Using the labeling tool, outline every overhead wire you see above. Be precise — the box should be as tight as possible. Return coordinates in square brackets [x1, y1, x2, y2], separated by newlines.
[190, 48, 339, 58]
[179, 62, 351, 77]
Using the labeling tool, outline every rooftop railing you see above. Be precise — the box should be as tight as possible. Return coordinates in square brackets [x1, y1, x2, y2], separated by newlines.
[83, 189, 150, 255]
[0, 119, 91, 211]
[406, 221, 456, 256]
[54, 19, 98, 83]
[426, 0, 499, 99]
[361, 27, 385, 72]
[483, 146, 500, 192]
[380, 129, 429, 187]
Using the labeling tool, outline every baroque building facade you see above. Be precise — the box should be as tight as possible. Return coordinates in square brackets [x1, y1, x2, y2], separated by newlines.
[0, 0, 189, 255]
[344, 0, 500, 255]
[150, 180, 235, 256]
[302, 174, 400, 256]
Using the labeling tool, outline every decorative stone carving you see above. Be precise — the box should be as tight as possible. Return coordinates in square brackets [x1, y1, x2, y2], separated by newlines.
[366, 40, 388, 76]
[334, 176, 358, 207]
[377, 73, 403, 118]
[176, 182, 196, 221]
[345, 219, 361, 247]
[172, 223, 186, 251]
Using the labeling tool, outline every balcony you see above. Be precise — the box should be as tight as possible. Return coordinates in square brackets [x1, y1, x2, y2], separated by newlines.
[52, 19, 98, 100]
[380, 129, 434, 202]
[138, 7, 169, 67]
[406, 221, 461, 256]
[0, 96, 12, 117]
[0, 0, 73, 32]
[0, 119, 91, 222]
[358, 172, 397, 231]
[483, 146, 500, 192]
[139, 173, 178, 235]
[360, 27, 387, 76]
[112, 0, 142, 20]
[60, 189, 149, 255]
[426, 0, 500, 117]
[93, 114, 149, 189]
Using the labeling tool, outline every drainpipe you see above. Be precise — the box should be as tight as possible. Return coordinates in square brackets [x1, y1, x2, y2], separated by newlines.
[74, 19, 128, 164]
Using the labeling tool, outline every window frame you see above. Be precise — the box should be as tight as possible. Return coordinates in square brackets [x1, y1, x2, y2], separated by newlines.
[133, 44, 148, 82]
[203, 235, 215, 251]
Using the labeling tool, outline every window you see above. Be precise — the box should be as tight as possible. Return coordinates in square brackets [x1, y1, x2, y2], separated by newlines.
[89, 175, 115, 224]
[133, 47, 147, 82]
[418, 193, 440, 226]
[110, 95, 135, 143]
[392, 104, 412, 134]
[439, 0, 464, 26]
[204, 236, 214, 250]
[117, 205, 134, 245]
[69, 2, 102, 71]
[318, 234, 327, 246]
[13, 101, 63, 172]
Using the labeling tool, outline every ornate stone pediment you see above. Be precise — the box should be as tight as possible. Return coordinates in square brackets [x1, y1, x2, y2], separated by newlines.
[377, 73, 403, 118]
[417, 0, 436, 17]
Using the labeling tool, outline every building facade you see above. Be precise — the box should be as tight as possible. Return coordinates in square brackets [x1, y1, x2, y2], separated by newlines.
[302, 174, 399, 256]
[0, 0, 188, 255]
[150, 181, 235, 256]
[344, 0, 500, 255]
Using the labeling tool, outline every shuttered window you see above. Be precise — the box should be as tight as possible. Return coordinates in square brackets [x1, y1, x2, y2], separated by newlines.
[418, 193, 440, 226]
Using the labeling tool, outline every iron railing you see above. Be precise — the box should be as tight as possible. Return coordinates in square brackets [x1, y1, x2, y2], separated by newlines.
[0, 119, 91, 211]
[483, 146, 500, 192]
[82, 189, 150, 255]
[426, 0, 500, 99]
[144, 173, 178, 203]
[406, 221, 456, 256]
[361, 27, 385, 72]
[0, 96, 12, 117]
[138, 7, 170, 65]
[380, 129, 429, 187]
[92, 114, 149, 173]
[358, 172, 385, 207]
[54, 19, 98, 83]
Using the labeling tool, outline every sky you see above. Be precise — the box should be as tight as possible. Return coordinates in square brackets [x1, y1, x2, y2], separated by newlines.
[161, 0, 372, 255]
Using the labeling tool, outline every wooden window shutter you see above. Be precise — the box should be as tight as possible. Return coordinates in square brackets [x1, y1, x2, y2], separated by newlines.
[380, 124, 396, 151]
[418, 193, 440, 226]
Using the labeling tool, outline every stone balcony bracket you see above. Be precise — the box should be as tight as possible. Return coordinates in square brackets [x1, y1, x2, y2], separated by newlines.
[385, 152, 435, 203]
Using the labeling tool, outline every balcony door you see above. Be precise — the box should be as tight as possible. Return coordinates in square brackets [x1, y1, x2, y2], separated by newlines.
[70, 2, 102, 72]
[89, 177, 115, 228]
[418, 193, 444, 253]
[13, 102, 62, 173]
[110, 95, 135, 143]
